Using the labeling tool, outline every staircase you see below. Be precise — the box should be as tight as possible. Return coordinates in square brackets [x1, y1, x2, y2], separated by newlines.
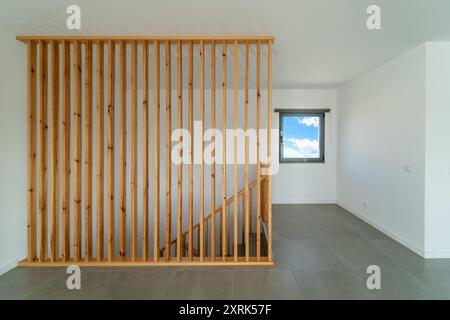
[161, 174, 270, 261]
[238, 233, 268, 257]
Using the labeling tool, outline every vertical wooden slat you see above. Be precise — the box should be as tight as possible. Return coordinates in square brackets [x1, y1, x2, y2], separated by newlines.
[187, 41, 194, 261]
[62, 40, 71, 262]
[233, 40, 238, 261]
[221, 41, 227, 261]
[131, 41, 138, 261]
[210, 41, 216, 261]
[119, 41, 127, 261]
[249, 187, 253, 233]
[261, 174, 267, 222]
[96, 41, 105, 261]
[197, 226, 200, 255]
[227, 204, 231, 256]
[244, 42, 249, 261]
[267, 40, 273, 261]
[241, 195, 245, 244]
[205, 219, 208, 255]
[84, 40, 93, 261]
[153, 40, 161, 261]
[50, 41, 59, 262]
[176, 40, 183, 262]
[256, 41, 261, 261]
[39, 40, 48, 262]
[165, 40, 172, 261]
[73, 40, 82, 262]
[107, 40, 116, 262]
[142, 41, 149, 261]
[27, 40, 37, 262]
[199, 40, 205, 261]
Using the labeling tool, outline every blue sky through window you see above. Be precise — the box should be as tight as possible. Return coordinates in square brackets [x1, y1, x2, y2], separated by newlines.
[282, 116, 320, 158]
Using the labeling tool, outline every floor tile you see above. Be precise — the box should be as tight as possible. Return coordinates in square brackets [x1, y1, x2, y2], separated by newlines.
[322, 239, 398, 270]
[233, 268, 301, 299]
[99, 268, 176, 299]
[165, 269, 234, 300]
[350, 268, 433, 299]
[293, 269, 380, 300]
[273, 239, 346, 272]
[0, 268, 60, 299]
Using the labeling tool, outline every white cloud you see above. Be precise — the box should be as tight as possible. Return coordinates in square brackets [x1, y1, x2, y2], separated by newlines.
[283, 147, 302, 158]
[284, 138, 319, 158]
[297, 116, 319, 127]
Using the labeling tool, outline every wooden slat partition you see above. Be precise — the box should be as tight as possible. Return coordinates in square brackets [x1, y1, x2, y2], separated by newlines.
[96, 41, 105, 261]
[131, 41, 138, 261]
[107, 40, 115, 262]
[176, 40, 183, 262]
[85, 41, 93, 261]
[62, 40, 71, 262]
[73, 41, 82, 262]
[119, 40, 127, 261]
[244, 42, 250, 261]
[188, 41, 194, 261]
[39, 40, 48, 262]
[153, 40, 161, 261]
[21, 35, 274, 267]
[267, 40, 273, 262]
[199, 40, 205, 261]
[165, 41, 172, 261]
[221, 41, 227, 261]
[50, 40, 59, 262]
[210, 41, 216, 261]
[142, 41, 149, 261]
[256, 41, 261, 261]
[27, 40, 37, 262]
[233, 40, 238, 262]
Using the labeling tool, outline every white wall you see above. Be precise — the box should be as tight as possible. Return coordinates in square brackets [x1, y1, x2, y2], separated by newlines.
[0, 29, 27, 274]
[338, 42, 450, 258]
[272, 89, 337, 204]
[337, 45, 427, 255]
[424, 42, 450, 258]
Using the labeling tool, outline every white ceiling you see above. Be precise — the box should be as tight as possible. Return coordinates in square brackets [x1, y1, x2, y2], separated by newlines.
[1, 0, 450, 88]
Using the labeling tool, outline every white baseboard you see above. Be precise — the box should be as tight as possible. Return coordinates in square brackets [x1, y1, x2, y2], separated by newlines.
[0, 260, 18, 276]
[273, 199, 336, 204]
[336, 202, 427, 258]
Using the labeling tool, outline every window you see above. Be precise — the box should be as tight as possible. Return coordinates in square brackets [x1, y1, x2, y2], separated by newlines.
[278, 110, 327, 163]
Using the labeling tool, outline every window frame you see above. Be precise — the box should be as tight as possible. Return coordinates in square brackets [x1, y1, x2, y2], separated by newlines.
[279, 111, 326, 164]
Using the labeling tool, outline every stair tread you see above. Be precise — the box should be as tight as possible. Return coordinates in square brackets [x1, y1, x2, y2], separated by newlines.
[237, 233, 268, 256]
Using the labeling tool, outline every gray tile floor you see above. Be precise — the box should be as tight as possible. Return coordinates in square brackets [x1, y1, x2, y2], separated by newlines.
[1, 204, 450, 299]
